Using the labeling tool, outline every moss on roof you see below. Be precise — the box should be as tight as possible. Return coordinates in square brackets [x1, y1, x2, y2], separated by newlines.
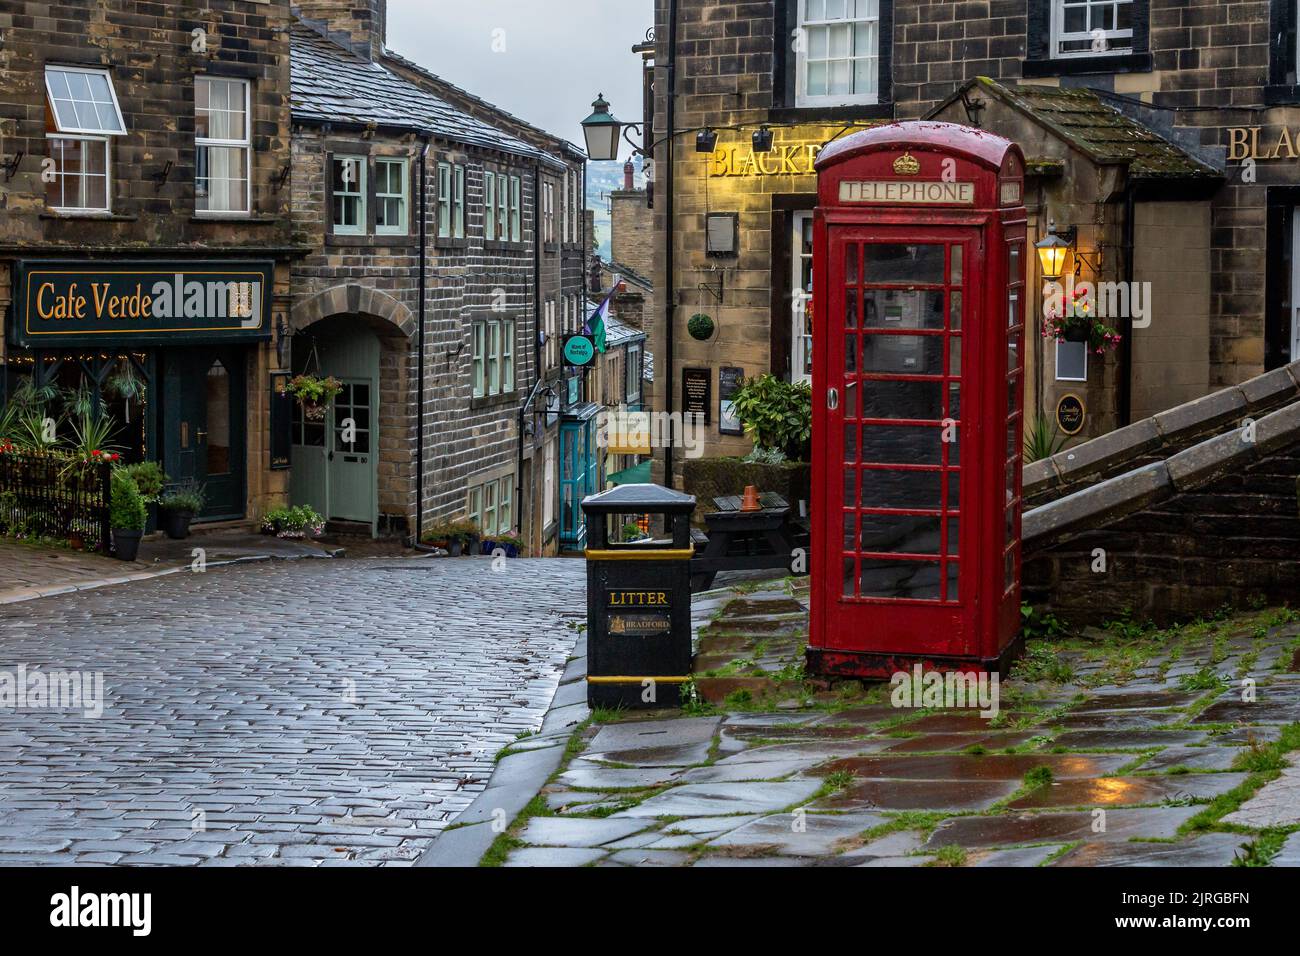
[970, 77, 1220, 181]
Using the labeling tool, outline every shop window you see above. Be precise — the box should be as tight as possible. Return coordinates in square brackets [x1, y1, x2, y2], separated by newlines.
[195, 76, 251, 216]
[484, 171, 496, 241]
[1025, 0, 1150, 76]
[544, 441, 556, 529]
[43, 66, 124, 214]
[791, 211, 814, 384]
[331, 155, 366, 235]
[795, 0, 880, 107]
[375, 157, 409, 236]
[1055, 340, 1088, 382]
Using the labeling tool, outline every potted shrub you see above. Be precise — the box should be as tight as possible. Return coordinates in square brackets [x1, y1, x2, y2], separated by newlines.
[158, 481, 206, 540]
[285, 374, 344, 422]
[109, 468, 147, 562]
[729, 373, 813, 461]
[261, 504, 325, 539]
[121, 461, 169, 533]
[496, 529, 524, 558]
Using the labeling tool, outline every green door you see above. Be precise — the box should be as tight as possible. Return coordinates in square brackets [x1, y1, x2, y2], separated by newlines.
[163, 348, 246, 520]
[290, 321, 378, 531]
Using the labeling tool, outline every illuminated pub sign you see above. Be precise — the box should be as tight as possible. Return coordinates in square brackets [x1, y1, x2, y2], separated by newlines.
[10, 260, 274, 347]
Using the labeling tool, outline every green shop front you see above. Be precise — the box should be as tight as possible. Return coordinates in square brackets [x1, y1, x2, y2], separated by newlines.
[3, 259, 276, 522]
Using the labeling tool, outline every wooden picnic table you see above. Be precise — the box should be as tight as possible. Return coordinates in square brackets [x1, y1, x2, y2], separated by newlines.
[689, 492, 806, 592]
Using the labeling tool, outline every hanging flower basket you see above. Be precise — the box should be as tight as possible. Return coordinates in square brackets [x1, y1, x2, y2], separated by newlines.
[286, 374, 343, 421]
[1043, 288, 1121, 355]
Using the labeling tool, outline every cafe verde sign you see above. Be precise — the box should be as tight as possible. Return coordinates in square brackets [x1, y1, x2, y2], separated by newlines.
[11, 260, 273, 347]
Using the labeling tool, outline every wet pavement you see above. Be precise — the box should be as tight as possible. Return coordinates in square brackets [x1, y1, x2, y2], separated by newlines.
[491, 578, 1300, 867]
[0, 556, 584, 866]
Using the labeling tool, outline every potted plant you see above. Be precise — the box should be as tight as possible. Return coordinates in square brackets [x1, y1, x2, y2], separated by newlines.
[121, 461, 169, 533]
[729, 373, 813, 461]
[285, 374, 344, 422]
[496, 529, 524, 558]
[423, 519, 479, 556]
[688, 312, 715, 341]
[261, 504, 326, 539]
[1043, 287, 1121, 354]
[158, 481, 206, 540]
[109, 468, 147, 562]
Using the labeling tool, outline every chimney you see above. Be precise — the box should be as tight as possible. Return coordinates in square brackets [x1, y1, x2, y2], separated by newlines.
[623, 160, 635, 192]
[294, 0, 388, 61]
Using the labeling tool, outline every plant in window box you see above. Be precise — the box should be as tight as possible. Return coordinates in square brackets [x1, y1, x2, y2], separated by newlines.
[158, 481, 206, 540]
[261, 504, 326, 539]
[109, 468, 147, 562]
[286, 375, 344, 422]
[1042, 287, 1120, 354]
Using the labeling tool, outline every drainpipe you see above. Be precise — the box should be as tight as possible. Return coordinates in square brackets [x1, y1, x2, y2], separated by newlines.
[416, 137, 430, 543]
[518, 161, 544, 535]
[663, 0, 678, 487]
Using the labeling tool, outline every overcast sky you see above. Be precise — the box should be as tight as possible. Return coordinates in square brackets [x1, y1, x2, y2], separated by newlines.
[386, 0, 652, 159]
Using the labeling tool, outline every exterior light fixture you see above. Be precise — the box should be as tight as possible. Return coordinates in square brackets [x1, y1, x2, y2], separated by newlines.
[580, 93, 622, 162]
[695, 129, 718, 153]
[1035, 219, 1072, 283]
[752, 126, 774, 153]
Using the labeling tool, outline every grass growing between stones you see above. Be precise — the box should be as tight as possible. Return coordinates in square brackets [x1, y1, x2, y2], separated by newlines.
[1177, 722, 1300, 839]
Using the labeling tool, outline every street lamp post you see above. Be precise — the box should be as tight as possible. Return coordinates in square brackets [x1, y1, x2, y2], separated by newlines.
[580, 93, 624, 162]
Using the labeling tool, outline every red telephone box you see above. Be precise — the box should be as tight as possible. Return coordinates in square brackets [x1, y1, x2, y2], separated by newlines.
[806, 121, 1027, 679]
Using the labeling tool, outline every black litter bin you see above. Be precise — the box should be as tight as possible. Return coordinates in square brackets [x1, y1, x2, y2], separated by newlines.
[582, 483, 697, 709]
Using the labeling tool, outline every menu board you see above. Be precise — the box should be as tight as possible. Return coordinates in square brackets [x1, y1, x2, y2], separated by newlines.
[682, 367, 711, 425]
[719, 366, 744, 435]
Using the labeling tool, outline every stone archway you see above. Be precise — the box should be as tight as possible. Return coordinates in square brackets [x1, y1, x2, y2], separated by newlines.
[290, 284, 416, 338]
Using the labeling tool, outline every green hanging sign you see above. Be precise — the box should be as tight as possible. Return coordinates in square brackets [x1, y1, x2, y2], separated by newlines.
[563, 334, 596, 367]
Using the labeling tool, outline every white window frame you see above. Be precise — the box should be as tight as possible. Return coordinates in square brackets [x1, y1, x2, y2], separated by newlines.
[488, 319, 502, 395]
[543, 181, 555, 243]
[796, 0, 880, 109]
[503, 318, 516, 392]
[562, 172, 570, 244]
[1055, 339, 1089, 382]
[484, 481, 498, 536]
[375, 157, 409, 236]
[454, 165, 466, 238]
[437, 162, 452, 238]
[545, 300, 557, 370]
[45, 134, 111, 214]
[791, 211, 814, 385]
[484, 171, 496, 241]
[330, 155, 367, 235]
[467, 485, 483, 529]
[44, 66, 126, 135]
[473, 320, 487, 397]
[195, 76, 252, 218]
[543, 442, 556, 529]
[626, 343, 643, 403]
[1051, 0, 1134, 59]
[498, 477, 514, 534]
[497, 176, 509, 241]
[510, 176, 522, 242]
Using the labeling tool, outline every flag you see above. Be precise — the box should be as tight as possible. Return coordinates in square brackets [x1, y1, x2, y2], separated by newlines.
[584, 275, 620, 354]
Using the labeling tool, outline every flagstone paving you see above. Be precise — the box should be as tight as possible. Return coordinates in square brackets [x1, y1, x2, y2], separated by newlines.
[0, 556, 584, 866]
[492, 577, 1300, 868]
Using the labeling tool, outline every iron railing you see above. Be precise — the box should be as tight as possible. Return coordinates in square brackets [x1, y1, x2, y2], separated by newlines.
[0, 451, 112, 554]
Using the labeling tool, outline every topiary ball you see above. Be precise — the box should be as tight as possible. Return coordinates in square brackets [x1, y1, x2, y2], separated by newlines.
[688, 313, 715, 341]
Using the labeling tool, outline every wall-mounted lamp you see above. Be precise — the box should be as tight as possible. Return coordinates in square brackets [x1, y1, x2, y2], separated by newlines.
[1035, 219, 1072, 282]
[752, 126, 774, 153]
[695, 129, 718, 153]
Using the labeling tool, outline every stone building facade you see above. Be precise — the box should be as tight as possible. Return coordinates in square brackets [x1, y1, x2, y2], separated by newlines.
[289, 4, 579, 553]
[649, 0, 1294, 471]
[0, 0, 297, 523]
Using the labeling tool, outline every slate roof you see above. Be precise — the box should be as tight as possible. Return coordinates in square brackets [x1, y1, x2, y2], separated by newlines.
[382, 50, 587, 162]
[947, 78, 1220, 181]
[290, 23, 562, 168]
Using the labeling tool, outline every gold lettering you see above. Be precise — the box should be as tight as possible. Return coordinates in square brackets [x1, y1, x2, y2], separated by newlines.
[1226, 128, 1250, 162]
[36, 282, 54, 320]
[1276, 127, 1298, 160]
[91, 283, 110, 317]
